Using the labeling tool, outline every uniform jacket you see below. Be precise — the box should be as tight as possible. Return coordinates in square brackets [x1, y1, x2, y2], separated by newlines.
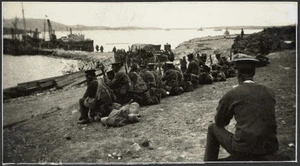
[109, 70, 132, 95]
[128, 71, 148, 93]
[186, 59, 200, 75]
[83, 78, 98, 99]
[162, 69, 178, 88]
[140, 70, 156, 87]
[215, 82, 278, 155]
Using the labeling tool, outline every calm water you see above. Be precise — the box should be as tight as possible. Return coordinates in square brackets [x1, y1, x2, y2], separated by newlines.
[3, 55, 78, 88]
[3, 29, 262, 88]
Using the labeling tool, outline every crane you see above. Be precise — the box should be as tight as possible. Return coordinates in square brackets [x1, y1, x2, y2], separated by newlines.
[47, 19, 56, 42]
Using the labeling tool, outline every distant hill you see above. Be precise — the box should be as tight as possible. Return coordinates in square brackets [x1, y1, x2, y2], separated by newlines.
[3, 18, 295, 34]
[3, 18, 163, 34]
[204, 25, 296, 30]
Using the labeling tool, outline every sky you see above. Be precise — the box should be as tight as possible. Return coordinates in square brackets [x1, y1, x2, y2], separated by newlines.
[2, 1, 298, 28]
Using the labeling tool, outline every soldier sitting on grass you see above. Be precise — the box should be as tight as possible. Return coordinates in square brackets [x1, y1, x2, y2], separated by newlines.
[161, 62, 184, 96]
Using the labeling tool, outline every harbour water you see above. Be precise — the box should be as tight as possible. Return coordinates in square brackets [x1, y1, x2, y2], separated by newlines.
[3, 28, 262, 89]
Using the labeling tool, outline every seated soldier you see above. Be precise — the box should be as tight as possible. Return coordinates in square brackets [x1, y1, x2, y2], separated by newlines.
[139, 64, 156, 88]
[128, 64, 160, 106]
[185, 53, 200, 85]
[211, 53, 226, 82]
[221, 56, 236, 78]
[182, 73, 194, 92]
[180, 56, 187, 73]
[147, 63, 163, 99]
[147, 63, 162, 88]
[106, 62, 133, 105]
[198, 53, 213, 84]
[104, 69, 115, 85]
[161, 62, 184, 96]
[204, 54, 278, 161]
[78, 69, 114, 124]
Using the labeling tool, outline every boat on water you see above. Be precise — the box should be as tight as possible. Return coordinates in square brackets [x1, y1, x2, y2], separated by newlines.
[214, 28, 222, 31]
[197, 27, 204, 31]
[3, 4, 94, 55]
[40, 20, 94, 52]
[224, 28, 230, 38]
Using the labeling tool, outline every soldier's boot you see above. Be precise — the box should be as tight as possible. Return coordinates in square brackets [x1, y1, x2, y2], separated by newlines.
[156, 93, 161, 104]
[170, 86, 184, 96]
[145, 91, 159, 105]
[158, 88, 168, 98]
[217, 72, 226, 81]
[78, 98, 90, 124]
[205, 74, 213, 84]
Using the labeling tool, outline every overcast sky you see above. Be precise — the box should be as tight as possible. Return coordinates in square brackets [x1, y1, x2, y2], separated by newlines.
[2, 2, 297, 28]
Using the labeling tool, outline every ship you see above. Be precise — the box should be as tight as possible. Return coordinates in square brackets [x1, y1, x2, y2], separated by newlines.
[197, 27, 204, 31]
[40, 20, 94, 52]
[3, 4, 94, 55]
[3, 3, 46, 55]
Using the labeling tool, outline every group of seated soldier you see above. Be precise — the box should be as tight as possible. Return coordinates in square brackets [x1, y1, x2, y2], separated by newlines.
[180, 52, 236, 92]
[77, 52, 236, 124]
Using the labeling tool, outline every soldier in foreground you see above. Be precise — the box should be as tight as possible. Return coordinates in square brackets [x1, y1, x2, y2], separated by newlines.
[203, 54, 278, 161]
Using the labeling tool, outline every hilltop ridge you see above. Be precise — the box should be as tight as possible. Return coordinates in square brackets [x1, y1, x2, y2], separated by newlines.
[3, 18, 292, 34]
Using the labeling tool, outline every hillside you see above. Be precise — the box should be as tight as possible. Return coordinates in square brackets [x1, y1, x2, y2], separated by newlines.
[4, 18, 291, 35]
[3, 18, 163, 34]
[231, 25, 296, 56]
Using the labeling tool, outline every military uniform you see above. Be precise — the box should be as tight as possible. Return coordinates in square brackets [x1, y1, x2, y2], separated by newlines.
[128, 70, 159, 106]
[211, 54, 226, 82]
[204, 54, 278, 161]
[161, 62, 184, 96]
[185, 54, 200, 85]
[148, 63, 161, 87]
[140, 69, 156, 88]
[78, 70, 114, 124]
[180, 56, 187, 73]
[108, 63, 132, 104]
[199, 55, 213, 84]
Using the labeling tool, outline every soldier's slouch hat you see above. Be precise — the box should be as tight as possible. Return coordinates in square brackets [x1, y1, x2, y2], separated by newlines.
[232, 53, 259, 69]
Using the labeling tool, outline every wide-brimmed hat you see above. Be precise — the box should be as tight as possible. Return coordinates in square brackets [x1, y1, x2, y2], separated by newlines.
[232, 53, 259, 69]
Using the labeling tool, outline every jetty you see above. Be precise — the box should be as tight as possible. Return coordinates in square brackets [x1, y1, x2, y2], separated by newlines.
[3, 69, 104, 100]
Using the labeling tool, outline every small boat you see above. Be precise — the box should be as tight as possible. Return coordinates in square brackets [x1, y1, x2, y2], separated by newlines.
[197, 27, 204, 31]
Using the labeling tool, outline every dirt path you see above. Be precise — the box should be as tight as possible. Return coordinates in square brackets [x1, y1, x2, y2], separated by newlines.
[3, 37, 296, 163]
